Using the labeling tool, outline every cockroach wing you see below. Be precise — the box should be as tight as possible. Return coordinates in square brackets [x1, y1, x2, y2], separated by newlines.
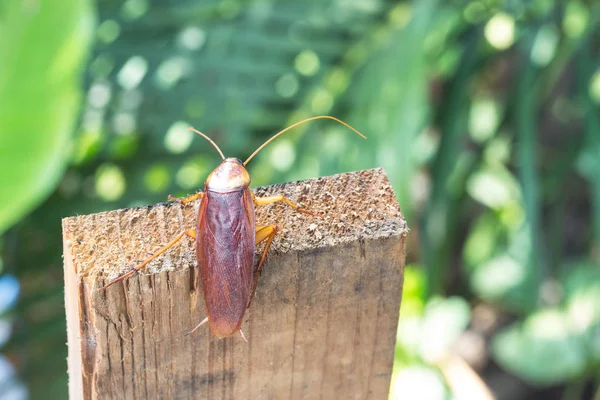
[197, 188, 255, 338]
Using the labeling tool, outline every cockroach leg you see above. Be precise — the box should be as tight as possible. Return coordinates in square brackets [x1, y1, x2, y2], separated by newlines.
[185, 317, 208, 336]
[255, 224, 279, 274]
[168, 192, 204, 205]
[239, 329, 248, 343]
[247, 224, 278, 307]
[253, 194, 318, 217]
[98, 228, 197, 291]
[130, 264, 142, 275]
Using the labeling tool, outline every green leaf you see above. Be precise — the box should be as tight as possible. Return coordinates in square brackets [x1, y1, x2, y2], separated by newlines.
[466, 164, 521, 210]
[396, 296, 470, 363]
[0, 0, 94, 234]
[492, 309, 587, 385]
[563, 262, 600, 364]
[470, 253, 536, 312]
[463, 212, 502, 270]
[492, 262, 600, 385]
[390, 365, 448, 400]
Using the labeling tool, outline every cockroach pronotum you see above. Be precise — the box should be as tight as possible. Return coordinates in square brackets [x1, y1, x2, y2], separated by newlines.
[99, 116, 365, 340]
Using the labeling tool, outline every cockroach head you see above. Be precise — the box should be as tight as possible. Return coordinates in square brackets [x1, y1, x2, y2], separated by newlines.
[205, 158, 250, 192]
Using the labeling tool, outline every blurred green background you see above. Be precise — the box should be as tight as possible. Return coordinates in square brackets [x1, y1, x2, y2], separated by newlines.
[1, 0, 599, 399]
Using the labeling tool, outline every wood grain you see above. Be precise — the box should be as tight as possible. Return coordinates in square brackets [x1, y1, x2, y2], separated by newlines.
[63, 168, 407, 399]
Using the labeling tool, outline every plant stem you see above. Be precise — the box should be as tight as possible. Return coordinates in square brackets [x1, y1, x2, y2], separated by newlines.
[423, 27, 481, 296]
[515, 33, 545, 301]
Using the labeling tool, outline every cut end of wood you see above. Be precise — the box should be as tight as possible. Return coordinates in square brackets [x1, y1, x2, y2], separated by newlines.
[62, 167, 407, 282]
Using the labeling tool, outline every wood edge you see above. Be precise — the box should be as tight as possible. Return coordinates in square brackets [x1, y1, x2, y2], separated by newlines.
[59, 167, 393, 225]
[63, 222, 84, 400]
[65, 167, 408, 285]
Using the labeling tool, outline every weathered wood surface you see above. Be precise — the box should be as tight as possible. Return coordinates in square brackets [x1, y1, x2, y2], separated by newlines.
[63, 168, 407, 400]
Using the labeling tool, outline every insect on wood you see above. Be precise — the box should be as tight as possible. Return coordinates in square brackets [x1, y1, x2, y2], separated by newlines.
[99, 116, 366, 340]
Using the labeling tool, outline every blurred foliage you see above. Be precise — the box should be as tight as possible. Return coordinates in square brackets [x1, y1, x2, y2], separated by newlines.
[391, 267, 471, 399]
[1, 0, 600, 399]
[492, 262, 600, 384]
[0, 0, 95, 236]
[0, 0, 94, 397]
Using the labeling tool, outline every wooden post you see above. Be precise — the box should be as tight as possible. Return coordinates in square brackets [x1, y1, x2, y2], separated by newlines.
[63, 168, 407, 400]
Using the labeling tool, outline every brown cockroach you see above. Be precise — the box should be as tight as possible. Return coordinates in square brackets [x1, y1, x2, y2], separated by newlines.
[99, 116, 365, 339]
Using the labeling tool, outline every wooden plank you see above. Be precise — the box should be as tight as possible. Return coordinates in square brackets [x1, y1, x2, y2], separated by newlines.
[63, 168, 407, 399]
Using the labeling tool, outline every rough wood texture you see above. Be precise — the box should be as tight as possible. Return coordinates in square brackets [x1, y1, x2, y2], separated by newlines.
[63, 168, 407, 400]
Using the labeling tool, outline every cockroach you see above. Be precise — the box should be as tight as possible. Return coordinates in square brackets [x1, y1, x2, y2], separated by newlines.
[99, 116, 365, 339]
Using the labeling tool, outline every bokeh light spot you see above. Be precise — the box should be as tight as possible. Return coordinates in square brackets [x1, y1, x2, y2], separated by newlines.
[0, 275, 20, 314]
[325, 68, 349, 94]
[112, 112, 136, 135]
[531, 25, 558, 66]
[463, 214, 498, 269]
[275, 73, 299, 98]
[568, 284, 600, 332]
[178, 27, 206, 50]
[467, 169, 513, 209]
[563, 1, 588, 38]
[499, 202, 525, 228]
[95, 164, 126, 201]
[165, 121, 194, 154]
[484, 135, 511, 164]
[295, 50, 320, 77]
[155, 57, 191, 90]
[389, 3, 412, 28]
[469, 98, 500, 143]
[176, 159, 209, 189]
[118, 56, 148, 90]
[472, 255, 526, 299]
[97, 20, 120, 44]
[311, 88, 333, 114]
[144, 164, 171, 193]
[269, 140, 296, 172]
[0, 356, 27, 399]
[321, 129, 346, 157]
[485, 13, 515, 50]
[90, 54, 115, 79]
[391, 366, 447, 400]
[88, 81, 111, 109]
[176, 164, 202, 189]
[83, 109, 103, 131]
[121, 0, 148, 20]
[589, 69, 600, 105]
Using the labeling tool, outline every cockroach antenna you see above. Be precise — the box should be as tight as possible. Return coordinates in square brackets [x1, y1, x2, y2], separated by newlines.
[243, 115, 366, 166]
[188, 127, 225, 160]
